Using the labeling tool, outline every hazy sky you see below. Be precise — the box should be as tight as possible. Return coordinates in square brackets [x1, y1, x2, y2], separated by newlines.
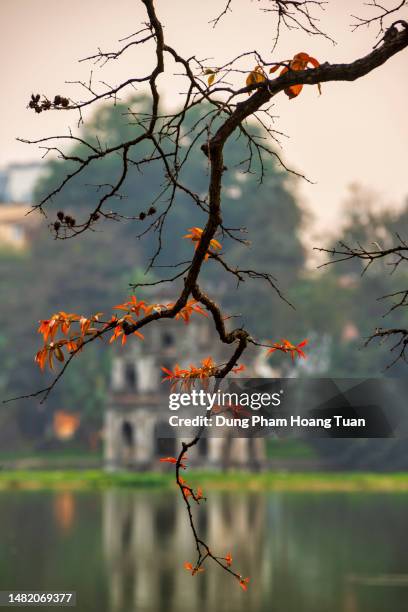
[1, 0, 407, 235]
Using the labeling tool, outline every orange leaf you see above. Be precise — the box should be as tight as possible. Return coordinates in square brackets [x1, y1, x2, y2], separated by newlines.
[183, 226, 222, 260]
[285, 83, 303, 99]
[196, 486, 205, 501]
[159, 457, 178, 464]
[34, 347, 48, 371]
[113, 295, 146, 316]
[172, 300, 209, 324]
[225, 553, 233, 567]
[109, 326, 123, 344]
[160, 455, 188, 469]
[305, 54, 320, 68]
[238, 577, 250, 591]
[184, 561, 205, 575]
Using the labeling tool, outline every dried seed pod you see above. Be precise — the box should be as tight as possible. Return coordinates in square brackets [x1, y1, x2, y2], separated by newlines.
[64, 216, 76, 227]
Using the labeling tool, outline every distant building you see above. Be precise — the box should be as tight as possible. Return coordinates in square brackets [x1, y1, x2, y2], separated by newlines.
[0, 161, 45, 250]
[104, 303, 267, 471]
[0, 203, 41, 250]
[0, 162, 45, 203]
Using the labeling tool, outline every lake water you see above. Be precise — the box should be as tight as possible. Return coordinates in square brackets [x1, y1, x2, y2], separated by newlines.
[0, 489, 407, 611]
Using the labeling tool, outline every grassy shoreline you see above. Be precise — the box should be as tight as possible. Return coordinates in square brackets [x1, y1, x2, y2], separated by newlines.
[0, 470, 408, 492]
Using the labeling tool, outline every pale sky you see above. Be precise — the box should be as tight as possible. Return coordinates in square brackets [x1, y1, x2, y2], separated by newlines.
[1, 0, 407, 235]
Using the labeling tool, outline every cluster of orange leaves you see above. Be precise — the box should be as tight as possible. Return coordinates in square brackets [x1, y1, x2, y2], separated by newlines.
[159, 456, 204, 501]
[35, 296, 209, 371]
[160, 339, 307, 389]
[183, 562, 205, 576]
[106, 294, 146, 345]
[266, 338, 308, 361]
[246, 52, 321, 99]
[183, 227, 222, 260]
[184, 561, 249, 591]
[178, 476, 205, 502]
[162, 356, 245, 391]
[35, 312, 102, 370]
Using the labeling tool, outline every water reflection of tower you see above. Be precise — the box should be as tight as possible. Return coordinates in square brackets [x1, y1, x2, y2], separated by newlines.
[102, 490, 266, 612]
[104, 296, 266, 471]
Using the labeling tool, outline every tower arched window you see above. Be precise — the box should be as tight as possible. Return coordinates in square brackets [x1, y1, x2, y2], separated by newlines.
[154, 422, 176, 457]
[124, 362, 137, 390]
[122, 420, 134, 447]
[162, 332, 175, 348]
